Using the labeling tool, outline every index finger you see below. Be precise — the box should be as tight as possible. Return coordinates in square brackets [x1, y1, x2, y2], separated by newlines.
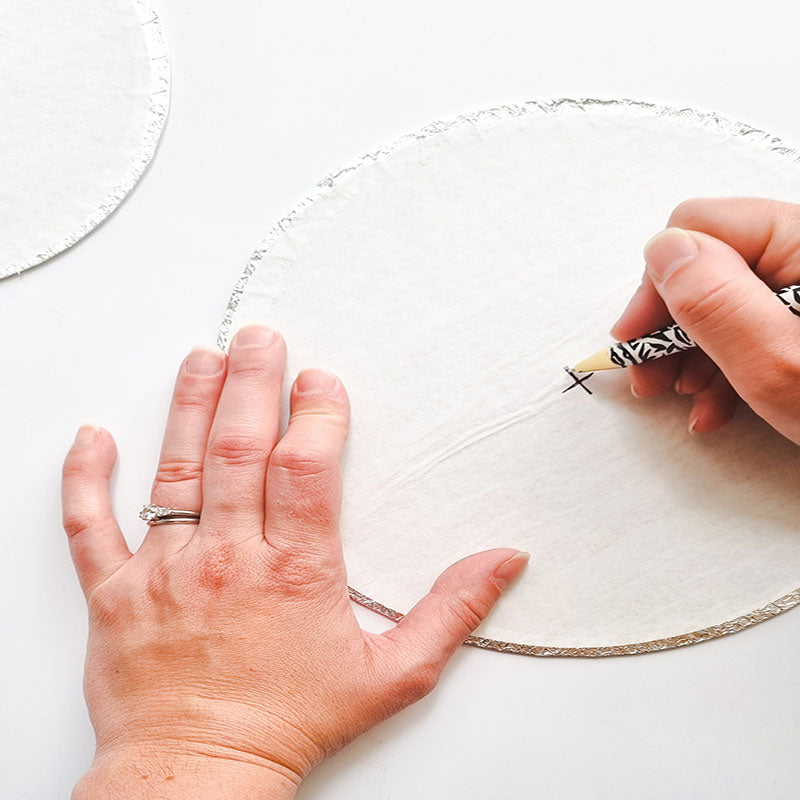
[667, 197, 800, 286]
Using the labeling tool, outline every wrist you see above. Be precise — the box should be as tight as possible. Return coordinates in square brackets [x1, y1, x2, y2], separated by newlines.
[73, 744, 300, 800]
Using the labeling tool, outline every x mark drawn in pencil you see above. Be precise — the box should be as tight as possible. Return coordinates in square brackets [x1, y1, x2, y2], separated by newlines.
[561, 366, 594, 395]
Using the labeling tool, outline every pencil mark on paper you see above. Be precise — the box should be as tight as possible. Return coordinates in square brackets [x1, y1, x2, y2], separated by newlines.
[562, 366, 594, 395]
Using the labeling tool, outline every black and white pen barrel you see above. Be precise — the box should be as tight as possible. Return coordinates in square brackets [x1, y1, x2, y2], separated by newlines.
[609, 325, 694, 368]
[573, 283, 800, 372]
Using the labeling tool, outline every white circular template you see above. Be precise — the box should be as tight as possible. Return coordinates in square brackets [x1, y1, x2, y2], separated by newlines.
[221, 100, 800, 656]
[0, 0, 169, 277]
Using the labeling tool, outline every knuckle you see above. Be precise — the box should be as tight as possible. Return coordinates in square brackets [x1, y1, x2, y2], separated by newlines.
[431, 587, 490, 633]
[290, 407, 349, 430]
[269, 444, 335, 480]
[395, 660, 440, 703]
[154, 459, 204, 485]
[173, 388, 213, 412]
[447, 593, 488, 632]
[229, 363, 277, 380]
[228, 351, 283, 380]
[668, 277, 743, 334]
[267, 548, 330, 594]
[144, 563, 173, 604]
[268, 446, 339, 525]
[62, 454, 91, 480]
[207, 432, 272, 467]
[63, 512, 95, 539]
[195, 542, 237, 592]
[87, 584, 132, 628]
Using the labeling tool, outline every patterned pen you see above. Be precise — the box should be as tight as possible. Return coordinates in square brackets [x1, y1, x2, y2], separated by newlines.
[573, 283, 800, 372]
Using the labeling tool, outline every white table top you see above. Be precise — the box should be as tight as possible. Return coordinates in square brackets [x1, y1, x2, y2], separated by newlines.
[4, 1, 800, 797]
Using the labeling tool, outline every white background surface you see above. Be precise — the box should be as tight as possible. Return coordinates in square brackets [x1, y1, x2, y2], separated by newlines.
[3, 1, 800, 797]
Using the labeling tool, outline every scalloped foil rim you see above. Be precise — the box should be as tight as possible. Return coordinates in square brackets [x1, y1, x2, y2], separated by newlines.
[220, 98, 800, 657]
[0, 0, 170, 278]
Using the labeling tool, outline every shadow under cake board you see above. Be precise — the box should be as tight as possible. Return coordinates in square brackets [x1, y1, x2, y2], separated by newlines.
[220, 99, 800, 657]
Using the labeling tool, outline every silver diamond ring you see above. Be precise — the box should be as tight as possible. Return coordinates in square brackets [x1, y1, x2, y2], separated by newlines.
[140, 504, 201, 526]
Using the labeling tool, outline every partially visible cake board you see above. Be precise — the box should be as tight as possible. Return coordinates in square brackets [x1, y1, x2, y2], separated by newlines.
[0, 0, 169, 277]
[221, 99, 800, 656]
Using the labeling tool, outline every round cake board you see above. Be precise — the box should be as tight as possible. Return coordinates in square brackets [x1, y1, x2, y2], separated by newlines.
[0, 0, 169, 277]
[221, 99, 800, 657]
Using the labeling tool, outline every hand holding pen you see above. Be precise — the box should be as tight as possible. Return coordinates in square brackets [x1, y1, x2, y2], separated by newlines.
[584, 198, 800, 444]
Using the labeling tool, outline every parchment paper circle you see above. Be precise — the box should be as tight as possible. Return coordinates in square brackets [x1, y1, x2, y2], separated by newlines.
[221, 99, 800, 656]
[0, 0, 169, 277]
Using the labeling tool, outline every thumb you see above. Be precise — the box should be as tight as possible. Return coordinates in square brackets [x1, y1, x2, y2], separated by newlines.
[380, 549, 529, 681]
[643, 227, 800, 395]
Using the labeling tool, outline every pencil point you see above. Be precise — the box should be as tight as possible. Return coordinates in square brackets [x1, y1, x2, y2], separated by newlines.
[572, 348, 617, 372]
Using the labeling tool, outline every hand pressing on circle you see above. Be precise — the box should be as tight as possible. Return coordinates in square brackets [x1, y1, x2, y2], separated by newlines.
[63, 325, 528, 800]
[612, 198, 800, 445]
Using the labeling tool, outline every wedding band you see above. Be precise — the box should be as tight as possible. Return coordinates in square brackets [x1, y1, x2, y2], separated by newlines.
[140, 504, 201, 526]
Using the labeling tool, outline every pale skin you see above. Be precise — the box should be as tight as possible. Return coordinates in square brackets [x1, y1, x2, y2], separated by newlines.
[64, 326, 530, 799]
[614, 197, 800, 444]
[64, 197, 800, 797]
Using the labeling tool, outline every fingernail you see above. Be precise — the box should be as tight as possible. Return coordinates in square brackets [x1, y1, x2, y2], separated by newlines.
[74, 425, 99, 446]
[492, 551, 530, 591]
[185, 348, 225, 376]
[295, 369, 338, 393]
[674, 378, 686, 395]
[644, 228, 699, 283]
[630, 382, 641, 398]
[233, 325, 277, 347]
[688, 416, 699, 433]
